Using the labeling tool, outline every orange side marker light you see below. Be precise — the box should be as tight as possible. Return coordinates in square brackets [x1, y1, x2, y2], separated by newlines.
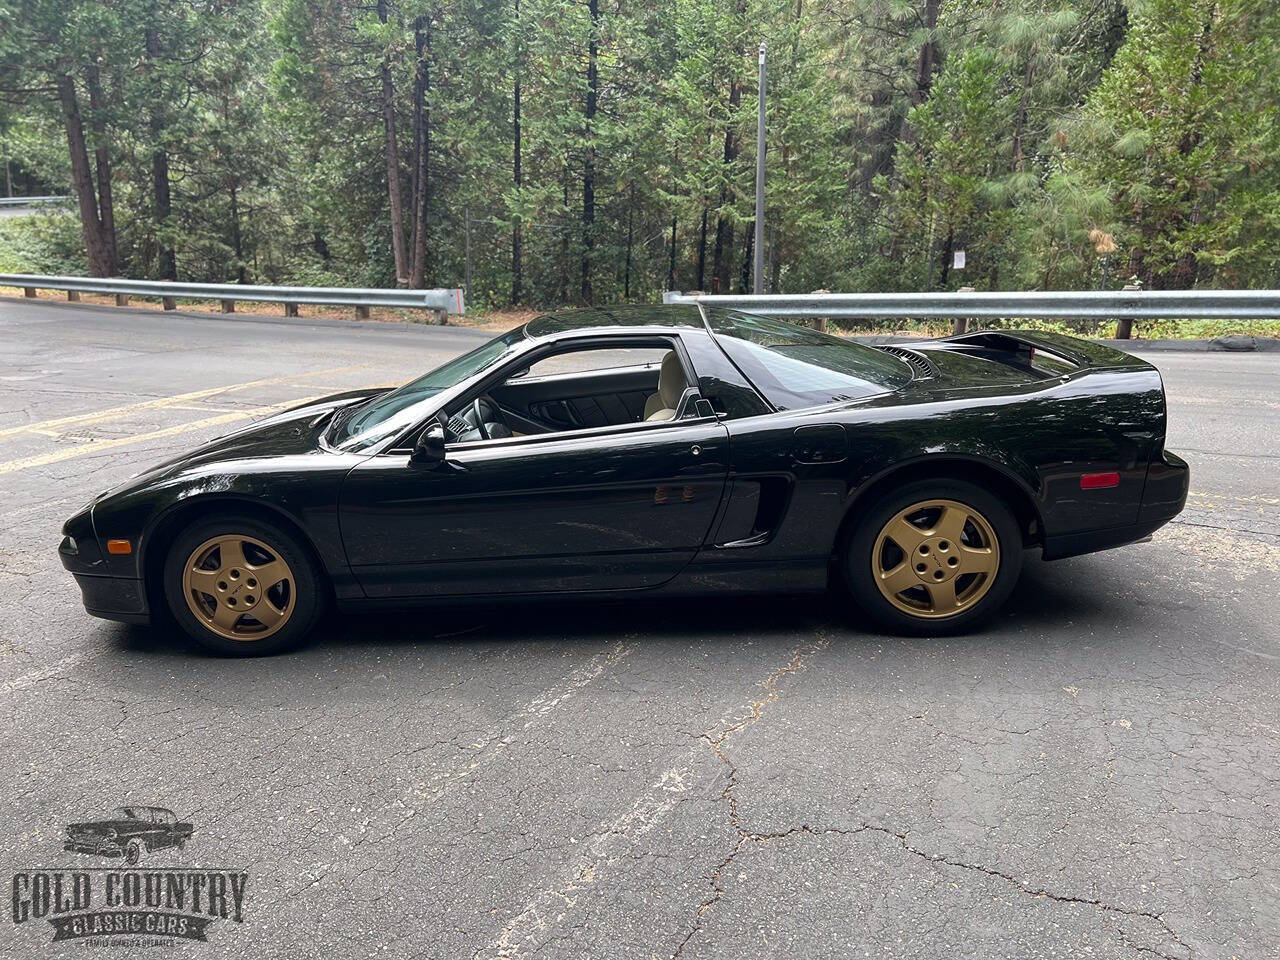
[106, 539, 132, 555]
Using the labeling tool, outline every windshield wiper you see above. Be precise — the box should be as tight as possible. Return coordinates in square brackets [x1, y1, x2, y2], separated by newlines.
[314, 399, 361, 438]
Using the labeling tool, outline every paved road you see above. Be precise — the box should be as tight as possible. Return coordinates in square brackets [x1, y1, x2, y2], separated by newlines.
[0, 297, 1276, 960]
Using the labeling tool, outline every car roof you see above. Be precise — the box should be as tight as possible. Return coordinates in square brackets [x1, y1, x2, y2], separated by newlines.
[523, 305, 705, 338]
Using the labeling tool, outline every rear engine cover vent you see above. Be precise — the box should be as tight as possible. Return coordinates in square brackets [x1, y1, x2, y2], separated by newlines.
[875, 344, 938, 380]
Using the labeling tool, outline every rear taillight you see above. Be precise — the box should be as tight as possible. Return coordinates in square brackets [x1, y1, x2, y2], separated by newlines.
[1080, 472, 1120, 490]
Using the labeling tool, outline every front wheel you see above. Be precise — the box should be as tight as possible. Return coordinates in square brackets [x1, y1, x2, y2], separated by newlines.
[843, 479, 1023, 635]
[163, 514, 325, 656]
[125, 838, 145, 866]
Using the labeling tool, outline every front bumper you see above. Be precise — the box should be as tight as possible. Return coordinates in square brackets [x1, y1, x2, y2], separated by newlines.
[1043, 449, 1189, 561]
[68, 574, 150, 624]
[60, 534, 150, 625]
[64, 839, 124, 857]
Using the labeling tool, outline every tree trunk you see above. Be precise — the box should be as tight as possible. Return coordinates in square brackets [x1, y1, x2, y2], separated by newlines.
[229, 182, 246, 283]
[511, 5, 523, 306]
[580, 0, 599, 305]
[769, 223, 781, 293]
[711, 188, 733, 293]
[738, 226, 752, 294]
[712, 7, 745, 294]
[938, 224, 954, 288]
[1011, 56, 1035, 172]
[56, 75, 113, 277]
[378, 0, 408, 285]
[696, 206, 708, 290]
[1164, 4, 1216, 289]
[667, 215, 677, 291]
[145, 28, 176, 280]
[83, 63, 118, 275]
[711, 98, 741, 292]
[408, 15, 430, 289]
[623, 183, 635, 300]
[914, 0, 941, 105]
[559, 177, 570, 304]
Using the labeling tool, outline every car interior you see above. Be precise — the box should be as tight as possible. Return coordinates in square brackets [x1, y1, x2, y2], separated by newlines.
[443, 344, 696, 443]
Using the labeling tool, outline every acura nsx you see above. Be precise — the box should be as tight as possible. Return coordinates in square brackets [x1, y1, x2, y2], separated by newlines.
[61, 305, 1188, 654]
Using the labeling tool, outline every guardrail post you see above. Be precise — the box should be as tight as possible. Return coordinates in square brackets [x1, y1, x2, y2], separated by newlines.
[1114, 283, 1139, 339]
[115, 294, 130, 307]
[355, 305, 370, 319]
[808, 289, 829, 332]
[23, 287, 36, 298]
[67, 291, 80, 302]
[284, 302, 299, 317]
[162, 297, 176, 310]
[952, 287, 974, 335]
[220, 299, 235, 314]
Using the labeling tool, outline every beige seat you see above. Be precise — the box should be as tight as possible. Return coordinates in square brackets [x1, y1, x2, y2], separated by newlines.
[644, 352, 687, 421]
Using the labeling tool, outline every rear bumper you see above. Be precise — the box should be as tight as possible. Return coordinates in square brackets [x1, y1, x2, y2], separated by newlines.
[1043, 449, 1189, 561]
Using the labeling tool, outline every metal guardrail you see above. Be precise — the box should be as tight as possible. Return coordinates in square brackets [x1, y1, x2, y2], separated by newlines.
[0, 273, 465, 317]
[0, 195, 71, 207]
[662, 289, 1280, 320]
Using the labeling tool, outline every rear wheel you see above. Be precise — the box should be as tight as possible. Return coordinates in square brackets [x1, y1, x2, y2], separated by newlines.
[163, 515, 325, 656]
[844, 479, 1022, 635]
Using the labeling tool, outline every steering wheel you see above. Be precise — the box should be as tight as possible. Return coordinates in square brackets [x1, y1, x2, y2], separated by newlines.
[472, 398, 491, 440]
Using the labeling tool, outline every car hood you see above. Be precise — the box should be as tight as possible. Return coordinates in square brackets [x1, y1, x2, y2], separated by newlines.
[93, 387, 390, 500]
[65, 820, 143, 834]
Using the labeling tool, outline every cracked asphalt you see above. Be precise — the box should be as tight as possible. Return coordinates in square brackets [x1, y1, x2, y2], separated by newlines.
[0, 296, 1277, 960]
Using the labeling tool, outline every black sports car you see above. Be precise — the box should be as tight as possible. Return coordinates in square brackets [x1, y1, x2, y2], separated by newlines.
[60, 305, 1188, 655]
[64, 806, 193, 865]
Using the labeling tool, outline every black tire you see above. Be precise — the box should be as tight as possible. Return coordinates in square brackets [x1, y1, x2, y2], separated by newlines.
[163, 513, 325, 656]
[125, 838, 144, 866]
[843, 478, 1023, 636]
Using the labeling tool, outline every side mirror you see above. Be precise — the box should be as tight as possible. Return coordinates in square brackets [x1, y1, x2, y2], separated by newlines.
[410, 423, 447, 468]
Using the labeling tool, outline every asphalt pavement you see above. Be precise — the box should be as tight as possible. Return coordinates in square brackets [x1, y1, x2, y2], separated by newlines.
[0, 296, 1276, 960]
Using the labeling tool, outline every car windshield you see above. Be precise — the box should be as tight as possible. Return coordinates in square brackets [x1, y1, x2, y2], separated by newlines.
[329, 328, 526, 451]
[116, 807, 141, 820]
[705, 308, 912, 409]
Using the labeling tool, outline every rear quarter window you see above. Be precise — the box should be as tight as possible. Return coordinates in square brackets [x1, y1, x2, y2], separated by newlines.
[706, 309, 912, 410]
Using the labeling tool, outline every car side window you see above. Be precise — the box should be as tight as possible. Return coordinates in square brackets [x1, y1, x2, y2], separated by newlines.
[515, 347, 670, 380]
[441, 340, 703, 445]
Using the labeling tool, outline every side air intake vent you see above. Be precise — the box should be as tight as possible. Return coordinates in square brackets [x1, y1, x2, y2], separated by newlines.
[875, 344, 938, 380]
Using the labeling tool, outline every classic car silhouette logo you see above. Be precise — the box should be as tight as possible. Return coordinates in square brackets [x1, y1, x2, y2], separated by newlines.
[10, 805, 247, 946]
[64, 806, 194, 865]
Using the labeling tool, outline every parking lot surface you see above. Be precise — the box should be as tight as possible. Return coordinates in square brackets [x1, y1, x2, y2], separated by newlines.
[1, 297, 1277, 959]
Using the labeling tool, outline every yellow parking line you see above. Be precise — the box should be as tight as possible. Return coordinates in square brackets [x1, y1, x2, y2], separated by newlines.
[0, 365, 367, 440]
[0, 397, 321, 476]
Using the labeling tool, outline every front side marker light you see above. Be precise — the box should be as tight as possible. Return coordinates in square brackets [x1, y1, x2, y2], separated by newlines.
[106, 539, 132, 555]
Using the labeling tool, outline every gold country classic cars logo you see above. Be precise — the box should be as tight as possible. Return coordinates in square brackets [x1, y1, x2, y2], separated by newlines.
[10, 805, 248, 946]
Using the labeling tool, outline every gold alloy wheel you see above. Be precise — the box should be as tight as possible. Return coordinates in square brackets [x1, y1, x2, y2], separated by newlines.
[871, 498, 1001, 619]
[182, 534, 296, 641]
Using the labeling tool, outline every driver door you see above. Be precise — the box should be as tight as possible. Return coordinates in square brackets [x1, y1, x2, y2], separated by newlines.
[339, 416, 730, 598]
